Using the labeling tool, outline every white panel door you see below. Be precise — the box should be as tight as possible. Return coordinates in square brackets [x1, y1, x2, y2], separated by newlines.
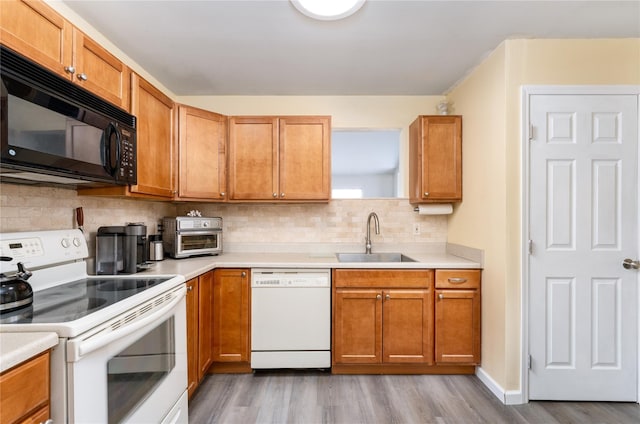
[528, 94, 638, 401]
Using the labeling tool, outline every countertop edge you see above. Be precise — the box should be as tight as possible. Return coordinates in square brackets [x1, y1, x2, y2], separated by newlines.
[0, 332, 58, 373]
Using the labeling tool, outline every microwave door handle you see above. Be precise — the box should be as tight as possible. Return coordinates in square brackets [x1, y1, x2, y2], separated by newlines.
[101, 123, 120, 177]
[67, 286, 186, 362]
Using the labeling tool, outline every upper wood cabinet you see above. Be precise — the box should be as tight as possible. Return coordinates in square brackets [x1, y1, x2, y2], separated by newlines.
[72, 29, 130, 110]
[228, 116, 331, 202]
[0, 0, 72, 78]
[409, 115, 462, 204]
[129, 73, 175, 198]
[79, 73, 176, 199]
[177, 105, 227, 201]
[0, 0, 130, 110]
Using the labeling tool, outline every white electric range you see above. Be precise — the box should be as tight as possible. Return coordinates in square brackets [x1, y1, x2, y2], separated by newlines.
[0, 229, 188, 424]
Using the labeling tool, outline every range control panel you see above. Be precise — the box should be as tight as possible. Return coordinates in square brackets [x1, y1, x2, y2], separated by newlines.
[0, 229, 88, 271]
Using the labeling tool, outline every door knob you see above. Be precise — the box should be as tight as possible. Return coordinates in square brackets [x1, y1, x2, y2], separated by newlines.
[622, 258, 640, 270]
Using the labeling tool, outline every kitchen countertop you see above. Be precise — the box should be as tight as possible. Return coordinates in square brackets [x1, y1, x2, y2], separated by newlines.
[140, 249, 482, 281]
[0, 332, 58, 373]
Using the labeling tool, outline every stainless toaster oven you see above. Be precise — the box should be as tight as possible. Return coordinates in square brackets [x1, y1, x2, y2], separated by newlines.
[162, 217, 222, 258]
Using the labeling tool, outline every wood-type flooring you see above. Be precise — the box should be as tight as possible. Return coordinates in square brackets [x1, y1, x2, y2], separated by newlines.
[188, 371, 640, 423]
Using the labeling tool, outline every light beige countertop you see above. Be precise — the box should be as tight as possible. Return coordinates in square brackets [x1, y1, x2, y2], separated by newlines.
[0, 332, 58, 373]
[139, 244, 482, 281]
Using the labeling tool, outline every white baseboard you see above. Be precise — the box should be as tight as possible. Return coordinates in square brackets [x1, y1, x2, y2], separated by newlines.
[475, 367, 526, 405]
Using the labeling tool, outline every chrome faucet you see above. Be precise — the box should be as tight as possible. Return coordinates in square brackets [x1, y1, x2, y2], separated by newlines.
[365, 212, 380, 254]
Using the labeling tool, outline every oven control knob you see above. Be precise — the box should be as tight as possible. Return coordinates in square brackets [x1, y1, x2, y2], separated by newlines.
[61, 238, 70, 248]
[73, 237, 82, 247]
[202, 221, 209, 228]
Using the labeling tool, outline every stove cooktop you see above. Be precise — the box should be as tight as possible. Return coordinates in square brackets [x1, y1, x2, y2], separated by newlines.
[0, 277, 172, 324]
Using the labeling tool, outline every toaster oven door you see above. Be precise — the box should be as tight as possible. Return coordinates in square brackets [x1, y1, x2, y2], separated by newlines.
[176, 231, 221, 257]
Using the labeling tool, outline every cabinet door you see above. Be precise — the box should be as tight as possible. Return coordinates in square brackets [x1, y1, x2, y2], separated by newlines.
[279, 116, 330, 200]
[0, 0, 72, 79]
[185, 277, 199, 398]
[130, 73, 175, 198]
[382, 289, 433, 364]
[178, 106, 227, 200]
[72, 29, 130, 110]
[435, 289, 480, 364]
[197, 271, 214, 379]
[410, 115, 462, 203]
[0, 352, 50, 424]
[333, 289, 382, 364]
[228, 117, 278, 200]
[212, 269, 250, 363]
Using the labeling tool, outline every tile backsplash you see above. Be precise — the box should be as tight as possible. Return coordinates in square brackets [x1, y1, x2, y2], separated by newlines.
[0, 184, 174, 257]
[177, 199, 447, 245]
[1, 184, 447, 253]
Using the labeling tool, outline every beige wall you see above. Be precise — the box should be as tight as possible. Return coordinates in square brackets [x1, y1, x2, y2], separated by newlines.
[446, 43, 509, 387]
[447, 38, 640, 393]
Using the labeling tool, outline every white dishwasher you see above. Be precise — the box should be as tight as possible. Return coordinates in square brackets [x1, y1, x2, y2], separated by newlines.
[251, 269, 331, 369]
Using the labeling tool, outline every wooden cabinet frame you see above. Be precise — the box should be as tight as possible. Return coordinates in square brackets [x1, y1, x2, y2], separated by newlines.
[228, 116, 331, 202]
[409, 115, 462, 204]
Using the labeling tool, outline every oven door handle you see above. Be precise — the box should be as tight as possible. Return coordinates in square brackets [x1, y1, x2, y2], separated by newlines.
[68, 286, 186, 362]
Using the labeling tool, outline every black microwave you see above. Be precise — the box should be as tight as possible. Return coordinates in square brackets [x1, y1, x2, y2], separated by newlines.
[0, 46, 136, 187]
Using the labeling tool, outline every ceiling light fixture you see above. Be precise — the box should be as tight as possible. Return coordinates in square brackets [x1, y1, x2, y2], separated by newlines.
[291, 0, 366, 21]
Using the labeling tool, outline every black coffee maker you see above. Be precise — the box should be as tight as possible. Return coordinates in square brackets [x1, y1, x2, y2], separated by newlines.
[96, 223, 149, 274]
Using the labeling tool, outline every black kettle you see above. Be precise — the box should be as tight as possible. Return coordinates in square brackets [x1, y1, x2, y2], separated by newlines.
[0, 257, 34, 313]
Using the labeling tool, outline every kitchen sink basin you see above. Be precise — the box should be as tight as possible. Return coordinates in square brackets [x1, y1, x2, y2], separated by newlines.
[335, 252, 417, 263]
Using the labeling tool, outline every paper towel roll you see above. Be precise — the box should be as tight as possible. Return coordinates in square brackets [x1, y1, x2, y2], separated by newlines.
[416, 204, 453, 215]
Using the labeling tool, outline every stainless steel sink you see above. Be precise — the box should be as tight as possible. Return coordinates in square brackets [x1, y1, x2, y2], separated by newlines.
[335, 252, 417, 263]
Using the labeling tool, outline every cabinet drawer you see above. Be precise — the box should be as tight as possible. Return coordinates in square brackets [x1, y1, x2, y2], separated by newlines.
[0, 352, 50, 424]
[435, 269, 480, 289]
[334, 269, 433, 288]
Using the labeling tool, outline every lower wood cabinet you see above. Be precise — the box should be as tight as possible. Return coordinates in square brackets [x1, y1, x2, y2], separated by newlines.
[435, 269, 481, 365]
[0, 351, 51, 424]
[333, 268, 481, 374]
[211, 268, 251, 373]
[332, 269, 435, 373]
[186, 271, 214, 398]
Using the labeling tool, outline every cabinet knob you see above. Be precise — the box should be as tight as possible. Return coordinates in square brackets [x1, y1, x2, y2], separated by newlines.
[187, 285, 193, 292]
[64, 65, 75, 74]
[424, 192, 429, 197]
[385, 294, 390, 300]
[438, 293, 444, 300]
[241, 271, 247, 277]
[281, 193, 285, 198]
[273, 193, 278, 197]
[77, 73, 88, 81]
[376, 294, 382, 300]
[220, 192, 226, 197]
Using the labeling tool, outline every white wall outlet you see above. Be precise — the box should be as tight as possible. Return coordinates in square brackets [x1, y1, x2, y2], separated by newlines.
[413, 223, 420, 235]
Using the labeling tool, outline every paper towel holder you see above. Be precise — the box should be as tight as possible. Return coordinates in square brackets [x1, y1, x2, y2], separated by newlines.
[413, 204, 454, 215]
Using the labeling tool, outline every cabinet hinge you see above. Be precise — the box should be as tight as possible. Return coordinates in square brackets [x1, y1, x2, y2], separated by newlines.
[528, 124, 535, 141]
[528, 240, 533, 255]
[527, 355, 532, 370]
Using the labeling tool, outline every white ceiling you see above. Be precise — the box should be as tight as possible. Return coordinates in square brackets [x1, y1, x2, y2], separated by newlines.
[61, 0, 639, 96]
